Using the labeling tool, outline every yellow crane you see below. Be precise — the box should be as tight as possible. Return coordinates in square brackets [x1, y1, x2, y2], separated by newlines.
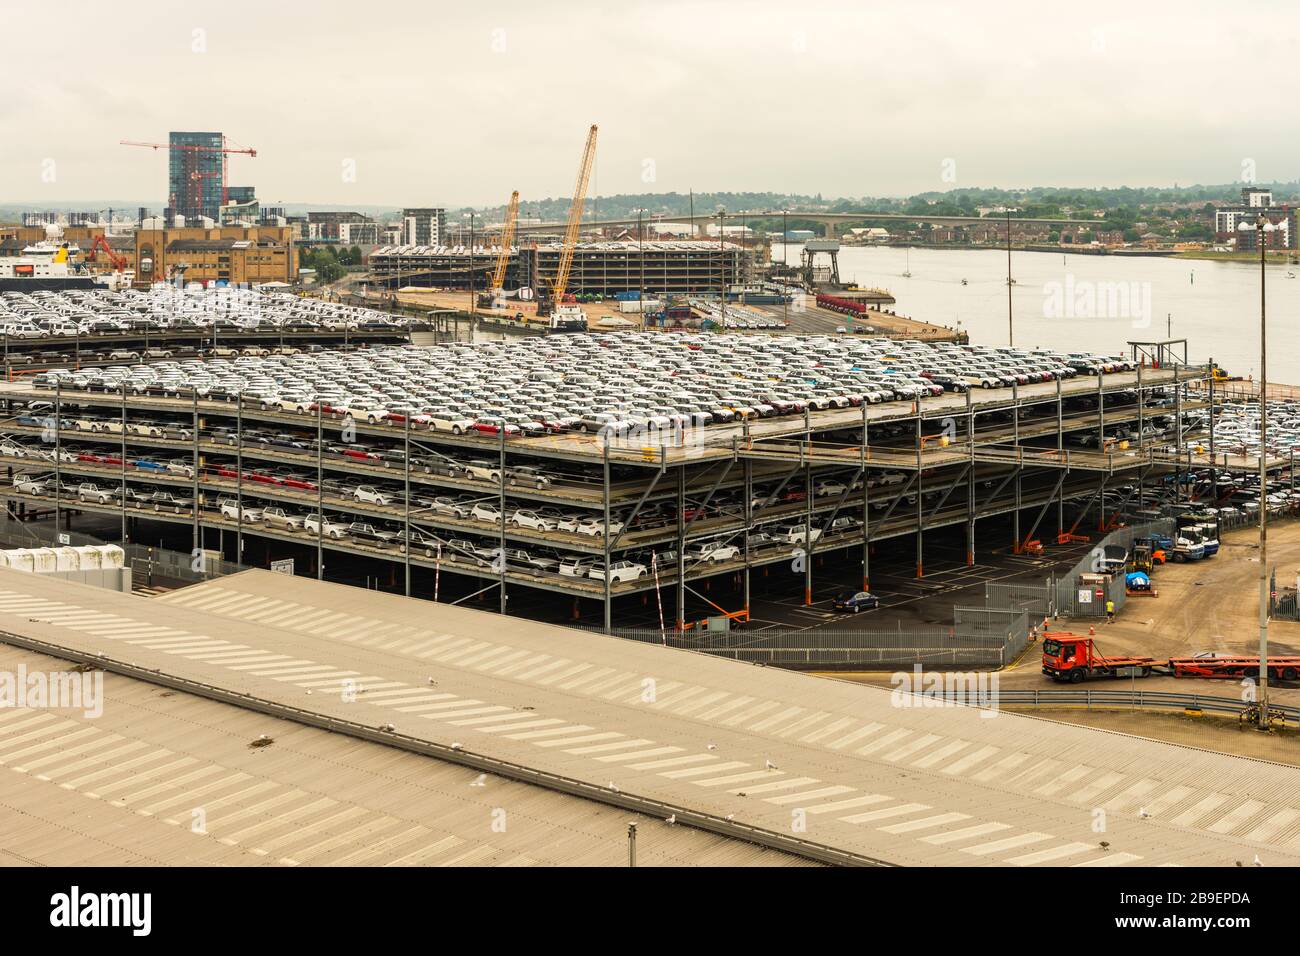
[481, 189, 519, 309]
[544, 124, 598, 328]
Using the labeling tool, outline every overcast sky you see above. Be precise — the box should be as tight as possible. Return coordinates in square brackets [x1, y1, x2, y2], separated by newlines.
[4, 0, 1298, 207]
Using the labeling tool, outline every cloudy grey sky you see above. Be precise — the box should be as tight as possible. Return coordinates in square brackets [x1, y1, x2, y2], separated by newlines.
[4, 0, 1298, 206]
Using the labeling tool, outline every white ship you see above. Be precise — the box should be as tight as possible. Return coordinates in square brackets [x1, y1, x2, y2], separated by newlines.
[0, 242, 75, 278]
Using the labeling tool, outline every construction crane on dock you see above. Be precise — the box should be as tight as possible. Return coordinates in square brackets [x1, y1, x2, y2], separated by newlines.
[480, 190, 520, 309]
[539, 125, 597, 329]
[120, 137, 258, 217]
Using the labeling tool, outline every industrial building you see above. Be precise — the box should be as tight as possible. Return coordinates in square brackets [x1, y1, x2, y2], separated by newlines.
[2, 567, 1297, 866]
[0, 619, 807, 866]
[132, 224, 298, 285]
[368, 240, 747, 294]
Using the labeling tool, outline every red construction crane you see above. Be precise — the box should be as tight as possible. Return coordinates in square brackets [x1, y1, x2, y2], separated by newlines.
[86, 235, 127, 272]
[121, 137, 258, 218]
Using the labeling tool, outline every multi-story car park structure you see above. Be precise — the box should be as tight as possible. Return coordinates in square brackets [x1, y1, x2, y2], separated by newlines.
[0, 287, 442, 370]
[368, 240, 747, 295]
[0, 317, 1232, 633]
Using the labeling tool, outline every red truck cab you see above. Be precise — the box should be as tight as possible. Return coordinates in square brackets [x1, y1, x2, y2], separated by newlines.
[1042, 634, 1157, 683]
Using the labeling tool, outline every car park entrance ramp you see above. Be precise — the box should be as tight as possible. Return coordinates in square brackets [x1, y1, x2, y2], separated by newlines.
[4, 567, 1300, 866]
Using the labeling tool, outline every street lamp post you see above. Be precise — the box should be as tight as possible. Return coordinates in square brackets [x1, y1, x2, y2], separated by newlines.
[635, 208, 646, 328]
[1005, 210, 1014, 347]
[1240, 214, 1280, 728]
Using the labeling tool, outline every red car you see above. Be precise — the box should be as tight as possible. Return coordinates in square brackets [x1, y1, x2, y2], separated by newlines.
[469, 418, 521, 436]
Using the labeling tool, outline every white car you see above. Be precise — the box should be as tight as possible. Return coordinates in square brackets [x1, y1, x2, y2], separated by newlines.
[463, 460, 502, 482]
[778, 525, 822, 545]
[0, 438, 27, 458]
[340, 400, 389, 424]
[576, 517, 625, 537]
[559, 557, 595, 577]
[588, 561, 648, 583]
[218, 499, 263, 523]
[353, 485, 395, 506]
[470, 503, 503, 524]
[304, 513, 349, 538]
[508, 509, 557, 531]
[425, 412, 474, 435]
[688, 542, 741, 563]
[270, 397, 314, 414]
[814, 480, 848, 497]
[553, 513, 584, 533]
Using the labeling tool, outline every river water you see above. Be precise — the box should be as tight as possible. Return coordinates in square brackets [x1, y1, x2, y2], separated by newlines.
[771, 244, 1300, 383]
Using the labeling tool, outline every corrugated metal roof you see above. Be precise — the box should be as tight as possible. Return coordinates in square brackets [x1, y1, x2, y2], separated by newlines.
[0, 643, 811, 867]
[3, 567, 1298, 866]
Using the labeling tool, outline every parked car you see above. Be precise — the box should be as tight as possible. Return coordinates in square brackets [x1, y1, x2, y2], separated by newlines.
[588, 560, 648, 582]
[303, 513, 349, 539]
[833, 591, 880, 614]
[262, 506, 306, 531]
[348, 522, 398, 546]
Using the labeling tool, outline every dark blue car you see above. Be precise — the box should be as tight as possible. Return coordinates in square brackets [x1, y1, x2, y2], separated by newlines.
[833, 591, 880, 614]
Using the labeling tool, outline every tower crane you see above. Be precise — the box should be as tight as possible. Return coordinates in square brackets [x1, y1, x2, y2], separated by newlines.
[539, 125, 597, 329]
[121, 137, 257, 218]
[480, 190, 520, 309]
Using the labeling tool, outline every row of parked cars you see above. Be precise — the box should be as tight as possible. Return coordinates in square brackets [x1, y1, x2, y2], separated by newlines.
[28, 327, 1134, 440]
[0, 287, 416, 341]
[1188, 399, 1300, 459]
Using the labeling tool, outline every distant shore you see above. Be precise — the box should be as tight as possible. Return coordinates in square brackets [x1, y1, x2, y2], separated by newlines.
[833, 242, 1298, 264]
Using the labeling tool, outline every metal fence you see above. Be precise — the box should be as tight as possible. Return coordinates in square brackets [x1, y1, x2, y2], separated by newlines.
[599, 605, 1026, 670]
[602, 627, 1006, 669]
[984, 580, 1054, 617]
[1053, 518, 1174, 618]
[955, 607, 1031, 666]
[1270, 570, 1300, 622]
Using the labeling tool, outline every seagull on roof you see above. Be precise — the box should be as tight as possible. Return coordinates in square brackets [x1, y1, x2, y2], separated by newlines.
[707, 743, 717, 751]
[765, 759, 778, 771]
[608, 781, 620, 793]
[665, 814, 676, 825]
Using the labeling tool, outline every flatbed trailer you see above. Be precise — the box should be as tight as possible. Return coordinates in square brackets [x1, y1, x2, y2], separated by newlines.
[1168, 656, 1300, 681]
[1041, 634, 1300, 683]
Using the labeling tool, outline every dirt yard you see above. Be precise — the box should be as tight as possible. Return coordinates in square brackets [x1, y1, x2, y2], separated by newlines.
[826, 519, 1300, 761]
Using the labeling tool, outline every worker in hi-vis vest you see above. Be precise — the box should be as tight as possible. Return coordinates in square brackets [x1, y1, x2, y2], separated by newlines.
[1105, 599, 1115, 623]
